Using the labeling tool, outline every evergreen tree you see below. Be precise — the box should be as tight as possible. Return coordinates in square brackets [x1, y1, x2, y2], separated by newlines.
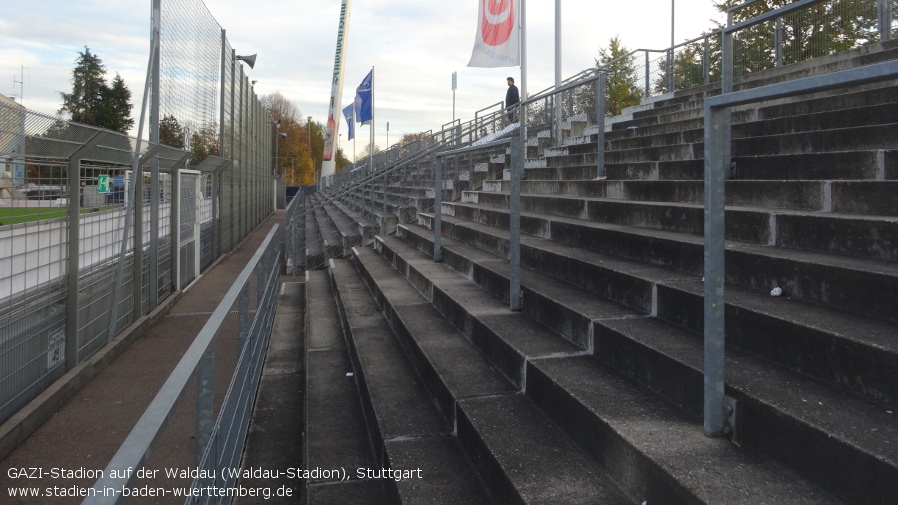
[597, 36, 644, 116]
[59, 47, 134, 133]
[98, 74, 134, 133]
[60, 47, 106, 126]
[159, 114, 185, 148]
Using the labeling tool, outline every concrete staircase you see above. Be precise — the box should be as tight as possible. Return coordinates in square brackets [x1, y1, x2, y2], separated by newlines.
[298, 42, 898, 504]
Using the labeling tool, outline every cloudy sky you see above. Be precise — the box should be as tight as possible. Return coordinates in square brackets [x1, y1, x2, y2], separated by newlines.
[1, 0, 724, 153]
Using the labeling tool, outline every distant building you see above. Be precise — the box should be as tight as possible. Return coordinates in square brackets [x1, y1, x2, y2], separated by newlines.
[0, 93, 26, 185]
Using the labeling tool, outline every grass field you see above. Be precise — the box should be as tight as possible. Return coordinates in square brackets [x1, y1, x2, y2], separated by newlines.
[0, 206, 116, 226]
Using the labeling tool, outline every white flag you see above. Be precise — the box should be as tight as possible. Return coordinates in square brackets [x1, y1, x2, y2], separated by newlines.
[467, 0, 520, 68]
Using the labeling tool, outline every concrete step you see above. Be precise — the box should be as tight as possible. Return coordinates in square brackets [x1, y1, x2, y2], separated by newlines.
[328, 259, 491, 504]
[331, 199, 379, 244]
[373, 234, 595, 379]
[312, 204, 345, 259]
[465, 190, 898, 260]
[732, 150, 898, 180]
[303, 208, 327, 271]
[373, 232, 856, 504]
[440, 201, 898, 322]
[323, 202, 363, 252]
[349, 246, 635, 503]
[480, 179, 833, 212]
[389, 222, 897, 503]
[411, 212, 898, 405]
[303, 270, 388, 504]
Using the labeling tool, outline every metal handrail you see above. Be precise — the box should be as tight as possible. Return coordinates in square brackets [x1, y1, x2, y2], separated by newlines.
[83, 225, 281, 504]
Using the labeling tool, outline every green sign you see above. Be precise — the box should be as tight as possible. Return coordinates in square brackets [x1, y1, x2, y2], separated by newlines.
[97, 175, 110, 194]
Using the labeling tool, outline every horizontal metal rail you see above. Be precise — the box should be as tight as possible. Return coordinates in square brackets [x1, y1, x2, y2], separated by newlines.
[702, 58, 898, 437]
[83, 225, 281, 504]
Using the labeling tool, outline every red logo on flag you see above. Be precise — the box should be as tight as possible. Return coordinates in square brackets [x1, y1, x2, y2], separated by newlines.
[481, 0, 514, 47]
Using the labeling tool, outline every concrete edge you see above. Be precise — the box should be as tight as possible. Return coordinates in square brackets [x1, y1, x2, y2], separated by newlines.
[0, 289, 184, 462]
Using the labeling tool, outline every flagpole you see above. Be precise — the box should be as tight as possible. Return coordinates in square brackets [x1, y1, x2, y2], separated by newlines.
[521, 0, 528, 137]
[322, 0, 352, 186]
[369, 66, 375, 174]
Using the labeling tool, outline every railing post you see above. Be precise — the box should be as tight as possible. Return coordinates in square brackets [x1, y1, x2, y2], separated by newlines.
[667, 47, 675, 93]
[880, 0, 892, 42]
[433, 157, 443, 262]
[508, 133, 523, 311]
[703, 101, 728, 438]
[238, 283, 249, 344]
[703, 36, 711, 85]
[381, 170, 388, 236]
[195, 345, 214, 465]
[644, 51, 651, 98]
[594, 74, 607, 179]
[775, 17, 783, 67]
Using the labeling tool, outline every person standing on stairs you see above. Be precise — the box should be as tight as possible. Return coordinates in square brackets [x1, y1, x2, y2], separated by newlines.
[505, 76, 520, 124]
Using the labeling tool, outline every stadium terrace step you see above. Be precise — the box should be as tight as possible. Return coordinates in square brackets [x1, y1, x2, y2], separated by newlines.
[303, 204, 326, 270]
[348, 246, 634, 503]
[412, 211, 898, 406]
[323, 202, 363, 253]
[299, 39, 898, 504]
[466, 188, 898, 260]
[328, 259, 490, 504]
[390, 220, 897, 504]
[312, 201, 345, 259]
[370, 230, 855, 504]
[434, 200, 898, 322]
[303, 270, 388, 504]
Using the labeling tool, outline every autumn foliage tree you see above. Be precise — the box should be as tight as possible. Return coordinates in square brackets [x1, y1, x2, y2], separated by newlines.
[262, 91, 347, 186]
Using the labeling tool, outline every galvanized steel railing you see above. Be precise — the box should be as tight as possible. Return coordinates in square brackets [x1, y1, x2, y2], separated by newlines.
[82, 225, 281, 505]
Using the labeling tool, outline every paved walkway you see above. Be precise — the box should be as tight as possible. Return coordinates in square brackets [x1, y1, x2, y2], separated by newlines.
[0, 211, 289, 504]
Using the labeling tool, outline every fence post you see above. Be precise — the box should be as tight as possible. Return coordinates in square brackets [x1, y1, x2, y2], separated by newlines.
[172, 167, 181, 290]
[508, 133, 523, 311]
[65, 131, 107, 370]
[149, 162, 160, 308]
[880, 0, 893, 42]
[132, 161, 145, 322]
[594, 74, 607, 179]
[433, 157, 443, 262]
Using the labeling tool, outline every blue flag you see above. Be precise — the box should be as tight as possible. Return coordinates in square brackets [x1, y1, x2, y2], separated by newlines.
[354, 69, 373, 125]
[342, 103, 355, 141]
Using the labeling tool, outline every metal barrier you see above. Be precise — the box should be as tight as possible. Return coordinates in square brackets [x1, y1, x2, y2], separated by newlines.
[0, 0, 273, 430]
[702, 57, 898, 437]
[82, 225, 281, 505]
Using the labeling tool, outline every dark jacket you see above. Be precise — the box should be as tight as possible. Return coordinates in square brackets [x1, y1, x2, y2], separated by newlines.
[505, 84, 520, 109]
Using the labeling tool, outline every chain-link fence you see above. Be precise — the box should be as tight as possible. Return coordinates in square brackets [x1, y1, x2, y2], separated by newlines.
[0, 0, 273, 427]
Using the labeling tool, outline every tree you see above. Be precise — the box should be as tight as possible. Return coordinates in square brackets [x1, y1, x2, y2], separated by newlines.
[188, 123, 220, 166]
[263, 91, 300, 125]
[712, 0, 880, 77]
[601, 36, 645, 116]
[577, 36, 645, 118]
[59, 47, 134, 133]
[159, 114, 185, 148]
[97, 74, 134, 133]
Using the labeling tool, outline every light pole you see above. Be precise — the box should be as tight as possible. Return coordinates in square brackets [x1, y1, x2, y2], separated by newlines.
[271, 120, 279, 176]
[307, 116, 315, 187]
